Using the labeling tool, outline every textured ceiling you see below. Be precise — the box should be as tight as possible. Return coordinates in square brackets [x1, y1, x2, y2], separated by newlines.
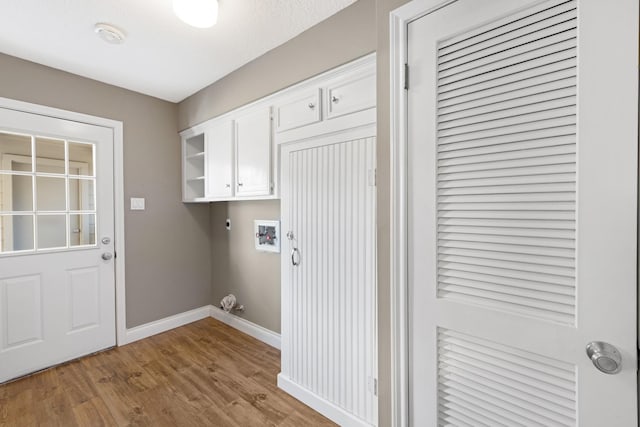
[0, 0, 358, 102]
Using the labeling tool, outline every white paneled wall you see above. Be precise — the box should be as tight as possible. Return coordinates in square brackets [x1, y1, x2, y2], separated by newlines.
[280, 132, 377, 426]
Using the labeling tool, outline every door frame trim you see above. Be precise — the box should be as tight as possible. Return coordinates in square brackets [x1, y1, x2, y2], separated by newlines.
[0, 96, 127, 347]
[389, 1, 457, 426]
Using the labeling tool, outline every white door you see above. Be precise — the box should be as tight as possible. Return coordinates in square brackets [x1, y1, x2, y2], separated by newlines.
[279, 130, 378, 426]
[407, 0, 638, 425]
[0, 107, 116, 383]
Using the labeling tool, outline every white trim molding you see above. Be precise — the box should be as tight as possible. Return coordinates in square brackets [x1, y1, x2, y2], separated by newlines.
[388, 2, 456, 426]
[0, 96, 127, 347]
[123, 305, 281, 349]
[209, 306, 281, 349]
[125, 306, 212, 344]
[118, 305, 280, 350]
[277, 374, 371, 427]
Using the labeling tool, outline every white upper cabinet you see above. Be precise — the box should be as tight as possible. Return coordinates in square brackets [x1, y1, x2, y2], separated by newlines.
[274, 89, 322, 132]
[326, 71, 375, 120]
[235, 107, 272, 197]
[180, 53, 375, 203]
[205, 119, 234, 199]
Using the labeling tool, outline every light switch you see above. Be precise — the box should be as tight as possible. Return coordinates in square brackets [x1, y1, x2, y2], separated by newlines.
[130, 197, 145, 210]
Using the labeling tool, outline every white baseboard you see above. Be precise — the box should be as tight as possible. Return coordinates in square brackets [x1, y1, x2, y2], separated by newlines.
[209, 305, 281, 349]
[277, 374, 372, 427]
[124, 305, 212, 344]
[123, 305, 281, 350]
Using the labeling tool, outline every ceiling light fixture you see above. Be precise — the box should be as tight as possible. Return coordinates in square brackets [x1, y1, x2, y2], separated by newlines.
[173, 0, 218, 28]
[94, 23, 126, 44]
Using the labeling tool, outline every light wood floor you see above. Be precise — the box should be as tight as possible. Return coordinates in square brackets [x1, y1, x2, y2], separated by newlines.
[0, 318, 335, 426]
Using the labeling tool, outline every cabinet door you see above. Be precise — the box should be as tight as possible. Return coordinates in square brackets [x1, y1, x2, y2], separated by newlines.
[274, 89, 321, 132]
[235, 107, 272, 197]
[326, 72, 375, 120]
[205, 119, 233, 199]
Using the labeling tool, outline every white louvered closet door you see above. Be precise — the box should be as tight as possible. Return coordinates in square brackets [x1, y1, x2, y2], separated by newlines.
[279, 131, 377, 426]
[407, 0, 637, 425]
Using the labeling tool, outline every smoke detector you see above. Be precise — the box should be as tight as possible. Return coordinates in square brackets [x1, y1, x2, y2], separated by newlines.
[94, 23, 126, 44]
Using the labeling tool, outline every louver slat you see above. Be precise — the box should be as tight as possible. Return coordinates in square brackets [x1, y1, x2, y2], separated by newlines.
[435, 0, 577, 324]
[438, 78, 576, 115]
[439, 1, 576, 57]
[438, 329, 576, 426]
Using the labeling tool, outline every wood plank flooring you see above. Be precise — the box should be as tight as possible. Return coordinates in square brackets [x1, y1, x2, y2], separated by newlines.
[0, 318, 335, 426]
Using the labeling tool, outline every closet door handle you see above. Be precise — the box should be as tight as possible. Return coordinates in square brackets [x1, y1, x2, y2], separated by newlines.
[291, 247, 300, 266]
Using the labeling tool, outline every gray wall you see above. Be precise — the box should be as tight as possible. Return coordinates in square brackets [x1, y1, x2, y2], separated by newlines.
[210, 200, 282, 332]
[178, 0, 377, 130]
[0, 53, 212, 328]
[178, 0, 376, 334]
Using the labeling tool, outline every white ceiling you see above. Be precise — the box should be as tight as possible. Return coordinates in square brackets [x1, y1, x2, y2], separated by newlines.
[0, 0, 358, 102]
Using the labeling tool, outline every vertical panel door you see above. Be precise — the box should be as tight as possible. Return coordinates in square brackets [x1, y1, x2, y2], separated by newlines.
[0, 107, 115, 383]
[407, 0, 638, 425]
[279, 131, 378, 426]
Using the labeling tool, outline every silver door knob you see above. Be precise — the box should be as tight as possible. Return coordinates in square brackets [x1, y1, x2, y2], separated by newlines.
[586, 341, 622, 374]
[101, 252, 113, 261]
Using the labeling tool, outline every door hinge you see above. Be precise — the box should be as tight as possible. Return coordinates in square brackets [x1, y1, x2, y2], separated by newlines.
[368, 168, 377, 187]
[368, 377, 378, 396]
[404, 63, 409, 91]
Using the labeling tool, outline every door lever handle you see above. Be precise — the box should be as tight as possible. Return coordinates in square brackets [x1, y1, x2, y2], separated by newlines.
[291, 247, 300, 266]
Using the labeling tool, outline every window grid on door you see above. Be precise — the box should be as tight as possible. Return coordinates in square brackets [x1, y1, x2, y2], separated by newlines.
[0, 130, 97, 254]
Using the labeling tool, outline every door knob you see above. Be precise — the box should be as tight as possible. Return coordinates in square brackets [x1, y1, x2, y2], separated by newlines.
[586, 341, 622, 374]
[101, 252, 113, 261]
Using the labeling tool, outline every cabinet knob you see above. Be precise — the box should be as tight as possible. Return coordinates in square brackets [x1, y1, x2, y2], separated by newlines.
[331, 95, 340, 103]
[238, 182, 243, 187]
[225, 184, 230, 188]
[308, 102, 315, 109]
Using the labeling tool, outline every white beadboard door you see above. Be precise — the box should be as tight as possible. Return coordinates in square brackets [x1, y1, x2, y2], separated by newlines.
[407, 0, 638, 425]
[279, 128, 377, 426]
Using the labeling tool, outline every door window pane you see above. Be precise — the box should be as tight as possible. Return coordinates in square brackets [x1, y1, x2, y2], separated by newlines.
[36, 176, 66, 211]
[0, 174, 33, 211]
[0, 132, 32, 173]
[69, 142, 94, 176]
[35, 138, 65, 173]
[70, 214, 95, 246]
[69, 178, 95, 211]
[0, 131, 99, 254]
[1, 215, 34, 252]
[37, 215, 66, 249]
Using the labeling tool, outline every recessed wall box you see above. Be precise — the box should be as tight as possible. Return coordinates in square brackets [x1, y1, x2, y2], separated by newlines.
[254, 220, 280, 253]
